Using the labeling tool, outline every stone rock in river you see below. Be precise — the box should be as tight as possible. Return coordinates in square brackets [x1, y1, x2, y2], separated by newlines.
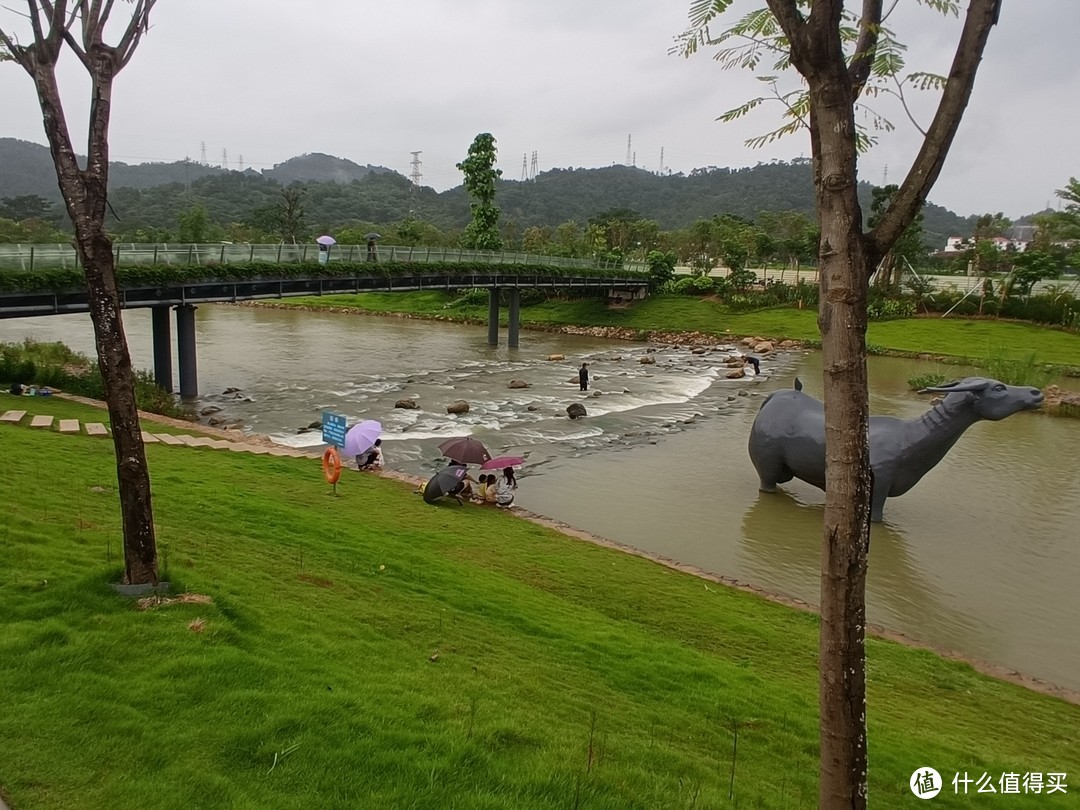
[447, 400, 470, 415]
[508, 380, 530, 389]
[395, 398, 418, 409]
[639, 355, 656, 365]
[547, 354, 565, 361]
[726, 369, 746, 379]
[566, 403, 587, 419]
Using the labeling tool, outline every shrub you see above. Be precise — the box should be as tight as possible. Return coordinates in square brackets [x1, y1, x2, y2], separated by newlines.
[908, 373, 948, 391]
[673, 275, 716, 295]
[867, 296, 917, 321]
[444, 288, 489, 308]
[0, 340, 188, 419]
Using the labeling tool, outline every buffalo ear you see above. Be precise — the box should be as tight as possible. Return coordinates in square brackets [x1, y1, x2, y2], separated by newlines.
[921, 377, 991, 394]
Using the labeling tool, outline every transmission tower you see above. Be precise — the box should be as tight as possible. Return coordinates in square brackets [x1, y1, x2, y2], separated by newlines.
[659, 146, 664, 175]
[238, 154, 244, 172]
[221, 148, 228, 169]
[521, 154, 528, 182]
[632, 151, 636, 168]
[529, 150, 538, 180]
[408, 151, 423, 217]
[200, 141, 207, 166]
[625, 134, 632, 166]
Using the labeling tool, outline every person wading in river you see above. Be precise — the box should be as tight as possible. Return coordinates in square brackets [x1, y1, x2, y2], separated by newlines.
[579, 362, 590, 391]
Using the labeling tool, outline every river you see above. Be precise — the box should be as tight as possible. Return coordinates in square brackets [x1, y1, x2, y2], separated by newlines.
[4, 304, 1079, 695]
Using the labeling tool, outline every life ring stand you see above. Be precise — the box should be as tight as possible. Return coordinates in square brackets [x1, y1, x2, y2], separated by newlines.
[322, 446, 343, 484]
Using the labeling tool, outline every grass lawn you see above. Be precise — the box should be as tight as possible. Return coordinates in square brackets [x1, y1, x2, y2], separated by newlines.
[281, 293, 1080, 371]
[1, 399, 1077, 808]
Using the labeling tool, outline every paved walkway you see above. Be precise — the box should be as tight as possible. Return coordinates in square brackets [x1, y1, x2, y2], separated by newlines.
[0, 407, 325, 462]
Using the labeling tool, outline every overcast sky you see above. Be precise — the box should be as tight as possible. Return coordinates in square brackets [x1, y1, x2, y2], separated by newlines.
[2, 1, 1077, 218]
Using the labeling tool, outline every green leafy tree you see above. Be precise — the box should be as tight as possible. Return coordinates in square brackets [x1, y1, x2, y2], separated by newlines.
[0, 194, 55, 221]
[646, 249, 677, 289]
[1008, 250, 1059, 297]
[552, 221, 585, 257]
[178, 202, 211, 243]
[1, 0, 161, 585]
[869, 184, 927, 290]
[456, 133, 503, 250]
[973, 211, 1012, 239]
[678, 2, 1003, 804]
[1034, 177, 1080, 244]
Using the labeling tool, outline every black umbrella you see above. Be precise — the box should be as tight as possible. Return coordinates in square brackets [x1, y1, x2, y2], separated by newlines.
[437, 437, 491, 465]
[423, 465, 468, 504]
[365, 232, 382, 240]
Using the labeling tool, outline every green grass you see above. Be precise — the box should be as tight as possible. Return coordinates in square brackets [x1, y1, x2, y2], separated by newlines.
[1, 402, 1077, 808]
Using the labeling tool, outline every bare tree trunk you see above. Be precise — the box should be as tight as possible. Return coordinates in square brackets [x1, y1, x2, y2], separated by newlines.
[29, 36, 159, 586]
[809, 78, 874, 809]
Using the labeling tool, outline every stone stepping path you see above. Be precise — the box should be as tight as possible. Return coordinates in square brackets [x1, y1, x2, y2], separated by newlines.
[0, 409, 317, 461]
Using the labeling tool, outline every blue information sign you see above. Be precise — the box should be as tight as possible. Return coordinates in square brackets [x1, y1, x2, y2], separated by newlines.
[321, 411, 347, 448]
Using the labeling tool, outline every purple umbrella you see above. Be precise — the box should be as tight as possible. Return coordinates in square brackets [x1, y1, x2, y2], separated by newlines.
[316, 235, 337, 246]
[344, 420, 381, 457]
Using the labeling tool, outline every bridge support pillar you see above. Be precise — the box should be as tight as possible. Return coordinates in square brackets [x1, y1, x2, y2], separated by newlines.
[507, 288, 520, 349]
[151, 305, 173, 392]
[487, 287, 500, 346]
[175, 304, 199, 398]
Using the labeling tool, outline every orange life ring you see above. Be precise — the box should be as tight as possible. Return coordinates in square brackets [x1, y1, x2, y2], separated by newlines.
[322, 446, 342, 484]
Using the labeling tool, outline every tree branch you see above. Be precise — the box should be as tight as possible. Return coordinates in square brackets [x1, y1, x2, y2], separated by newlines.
[116, 0, 153, 67]
[870, 0, 1001, 257]
[847, 0, 884, 96]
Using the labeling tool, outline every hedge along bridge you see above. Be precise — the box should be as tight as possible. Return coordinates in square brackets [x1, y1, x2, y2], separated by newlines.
[0, 244, 648, 398]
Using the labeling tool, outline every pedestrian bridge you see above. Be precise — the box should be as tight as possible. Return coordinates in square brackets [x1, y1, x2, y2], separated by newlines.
[0, 245, 648, 398]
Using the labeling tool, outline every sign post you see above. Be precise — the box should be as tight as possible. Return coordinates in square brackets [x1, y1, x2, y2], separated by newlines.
[321, 411, 347, 495]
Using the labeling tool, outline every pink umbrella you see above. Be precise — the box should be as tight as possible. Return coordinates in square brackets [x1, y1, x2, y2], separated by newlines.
[480, 455, 525, 470]
[316, 235, 336, 246]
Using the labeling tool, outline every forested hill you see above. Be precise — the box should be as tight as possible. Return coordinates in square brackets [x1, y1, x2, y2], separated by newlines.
[0, 139, 395, 194]
[1, 137, 974, 245]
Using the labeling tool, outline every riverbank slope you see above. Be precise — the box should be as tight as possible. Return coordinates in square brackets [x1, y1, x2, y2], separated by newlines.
[1, 398, 1077, 808]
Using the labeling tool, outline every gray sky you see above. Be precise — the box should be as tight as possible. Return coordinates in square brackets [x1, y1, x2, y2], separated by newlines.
[2, 1, 1077, 219]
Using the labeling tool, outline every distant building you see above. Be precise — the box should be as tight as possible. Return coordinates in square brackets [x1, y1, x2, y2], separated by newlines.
[941, 233, 1029, 253]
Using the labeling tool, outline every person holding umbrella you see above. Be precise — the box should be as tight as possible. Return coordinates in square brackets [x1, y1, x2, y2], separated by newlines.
[365, 233, 380, 263]
[359, 439, 383, 471]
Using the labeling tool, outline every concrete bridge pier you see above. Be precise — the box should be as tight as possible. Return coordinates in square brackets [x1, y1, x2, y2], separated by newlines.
[507, 288, 520, 349]
[151, 305, 173, 392]
[175, 304, 199, 398]
[487, 287, 500, 346]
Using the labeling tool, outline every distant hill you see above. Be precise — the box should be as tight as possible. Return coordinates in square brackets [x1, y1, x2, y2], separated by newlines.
[262, 153, 395, 185]
[0, 137, 975, 246]
[0, 139, 395, 196]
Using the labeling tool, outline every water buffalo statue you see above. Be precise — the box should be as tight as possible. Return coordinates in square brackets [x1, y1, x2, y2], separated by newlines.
[747, 377, 1044, 522]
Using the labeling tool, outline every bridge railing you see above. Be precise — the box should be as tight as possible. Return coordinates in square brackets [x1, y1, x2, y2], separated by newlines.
[0, 243, 647, 274]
